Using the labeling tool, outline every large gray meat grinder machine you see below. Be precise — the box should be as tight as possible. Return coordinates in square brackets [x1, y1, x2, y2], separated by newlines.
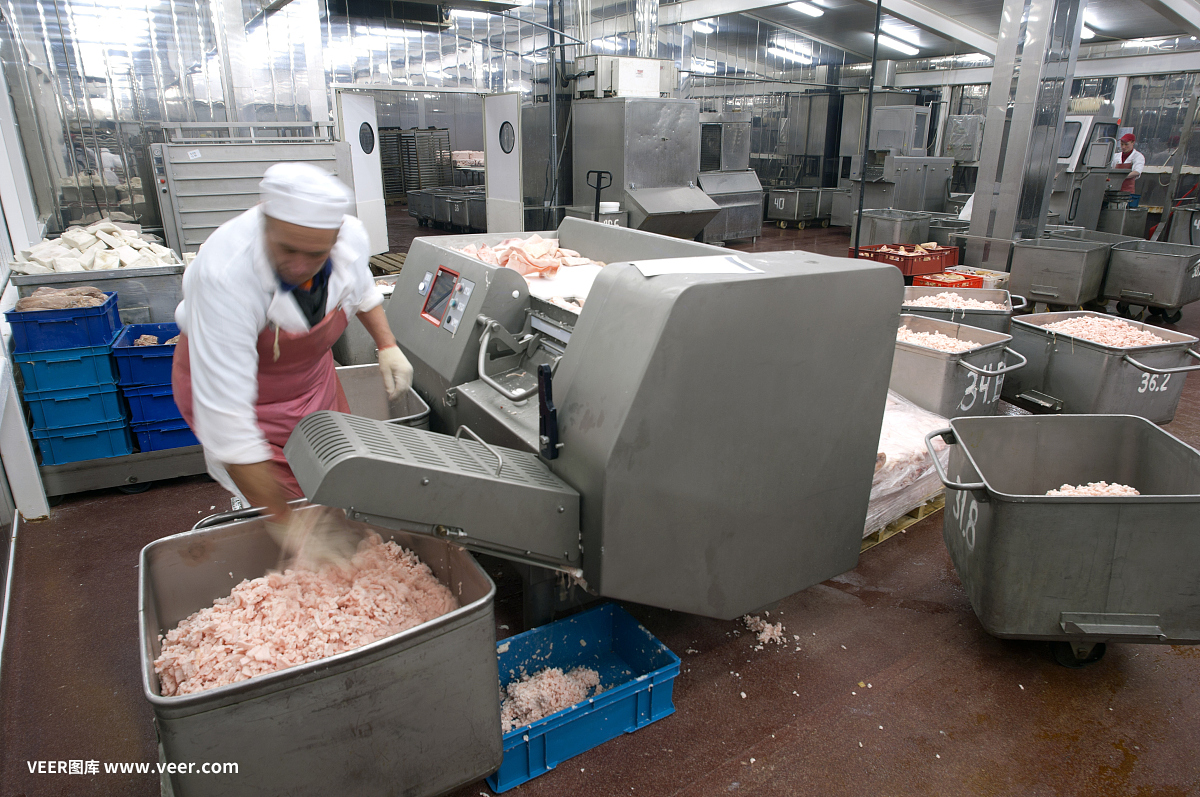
[284, 218, 902, 621]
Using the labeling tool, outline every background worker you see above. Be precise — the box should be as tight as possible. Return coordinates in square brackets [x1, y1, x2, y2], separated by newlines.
[1111, 132, 1145, 195]
[172, 162, 412, 523]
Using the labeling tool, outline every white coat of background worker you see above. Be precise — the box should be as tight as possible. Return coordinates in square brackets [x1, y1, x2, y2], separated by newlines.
[172, 163, 412, 523]
[1111, 132, 1145, 195]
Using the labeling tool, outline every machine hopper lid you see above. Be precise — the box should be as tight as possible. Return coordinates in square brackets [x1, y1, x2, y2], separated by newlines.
[624, 186, 720, 217]
[698, 171, 763, 194]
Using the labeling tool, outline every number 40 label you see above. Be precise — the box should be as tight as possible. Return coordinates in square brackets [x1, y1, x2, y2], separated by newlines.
[1137, 373, 1171, 394]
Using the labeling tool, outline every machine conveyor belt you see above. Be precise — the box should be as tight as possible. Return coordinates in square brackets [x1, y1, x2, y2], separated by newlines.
[284, 411, 582, 572]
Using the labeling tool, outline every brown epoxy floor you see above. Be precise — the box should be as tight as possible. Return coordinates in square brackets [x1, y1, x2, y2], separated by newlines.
[4, 221, 1200, 796]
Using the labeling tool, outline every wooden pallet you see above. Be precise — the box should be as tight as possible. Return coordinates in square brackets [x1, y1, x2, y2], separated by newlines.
[860, 493, 945, 553]
[369, 253, 405, 275]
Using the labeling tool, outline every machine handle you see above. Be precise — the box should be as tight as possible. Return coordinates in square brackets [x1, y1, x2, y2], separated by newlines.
[1009, 294, 1028, 311]
[587, 169, 612, 221]
[455, 424, 504, 477]
[538, 363, 560, 460]
[1122, 349, 1200, 376]
[477, 321, 533, 401]
[925, 428, 987, 492]
[958, 347, 1028, 376]
[1119, 289, 1155, 301]
[1029, 286, 1059, 298]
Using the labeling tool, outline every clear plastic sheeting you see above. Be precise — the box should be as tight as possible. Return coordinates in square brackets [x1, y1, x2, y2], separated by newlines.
[864, 391, 949, 537]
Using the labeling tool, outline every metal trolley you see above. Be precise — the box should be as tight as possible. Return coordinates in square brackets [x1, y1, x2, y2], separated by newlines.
[1103, 240, 1200, 323]
[928, 414, 1200, 667]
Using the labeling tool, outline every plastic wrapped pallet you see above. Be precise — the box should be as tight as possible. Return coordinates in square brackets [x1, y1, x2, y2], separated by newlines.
[864, 391, 950, 537]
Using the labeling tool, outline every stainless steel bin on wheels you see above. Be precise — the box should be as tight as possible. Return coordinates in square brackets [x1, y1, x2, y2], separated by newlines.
[1009, 238, 1110, 307]
[1103, 240, 1200, 322]
[139, 506, 502, 797]
[891, 315, 1027, 418]
[901, 286, 1027, 334]
[928, 414, 1200, 667]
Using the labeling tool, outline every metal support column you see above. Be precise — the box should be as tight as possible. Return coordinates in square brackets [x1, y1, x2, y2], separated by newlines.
[634, 0, 659, 58]
[967, 0, 1085, 267]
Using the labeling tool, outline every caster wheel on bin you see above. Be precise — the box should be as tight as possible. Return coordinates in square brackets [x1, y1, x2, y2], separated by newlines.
[797, 221, 806, 230]
[1163, 309, 1183, 323]
[1051, 641, 1106, 668]
[777, 221, 787, 229]
[1116, 302, 1133, 318]
[821, 219, 830, 228]
[118, 482, 153, 495]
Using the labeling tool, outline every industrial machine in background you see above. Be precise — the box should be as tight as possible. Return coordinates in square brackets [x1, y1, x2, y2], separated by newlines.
[697, 112, 764, 244]
[572, 97, 719, 239]
[284, 218, 903, 622]
[943, 114, 985, 194]
[780, 93, 839, 188]
[1047, 114, 1126, 230]
[572, 55, 675, 99]
[834, 105, 953, 225]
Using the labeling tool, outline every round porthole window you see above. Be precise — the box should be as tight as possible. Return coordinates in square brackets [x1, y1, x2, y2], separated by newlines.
[359, 122, 375, 154]
[499, 121, 515, 154]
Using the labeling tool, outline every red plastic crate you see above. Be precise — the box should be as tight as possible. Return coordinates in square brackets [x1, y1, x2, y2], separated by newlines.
[849, 244, 959, 276]
[912, 272, 985, 289]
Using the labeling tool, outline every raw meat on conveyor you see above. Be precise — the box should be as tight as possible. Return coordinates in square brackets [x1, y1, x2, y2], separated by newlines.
[457, 234, 605, 278]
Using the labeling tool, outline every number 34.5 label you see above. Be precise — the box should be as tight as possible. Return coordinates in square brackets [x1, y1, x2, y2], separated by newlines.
[1137, 372, 1171, 394]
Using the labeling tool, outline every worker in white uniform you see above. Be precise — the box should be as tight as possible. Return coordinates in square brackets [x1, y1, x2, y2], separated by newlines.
[172, 163, 412, 523]
[1111, 133, 1145, 195]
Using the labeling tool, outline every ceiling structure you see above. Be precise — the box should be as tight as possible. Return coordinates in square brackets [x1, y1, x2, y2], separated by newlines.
[664, 0, 1198, 61]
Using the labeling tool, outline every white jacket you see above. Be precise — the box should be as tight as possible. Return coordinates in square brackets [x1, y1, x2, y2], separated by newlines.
[175, 206, 382, 466]
[1111, 148, 1145, 175]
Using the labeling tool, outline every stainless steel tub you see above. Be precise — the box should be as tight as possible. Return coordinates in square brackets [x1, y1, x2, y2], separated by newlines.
[449, 195, 470, 228]
[1009, 238, 1110, 306]
[902, 286, 1026, 334]
[928, 219, 970, 249]
[1103, 240, 1200, 312]
[1001, 310, 1200, 423]
[891, 314, 1026, 418]
[928, 414, 1200, 659]
[466, 196, 487, 231]
[850, 209, 932, 247]
[140, 508, 501, 797]
[766, 188, 818, 223]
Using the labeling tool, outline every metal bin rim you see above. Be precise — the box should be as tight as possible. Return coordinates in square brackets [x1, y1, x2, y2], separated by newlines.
[1011, 311, 1199, 353]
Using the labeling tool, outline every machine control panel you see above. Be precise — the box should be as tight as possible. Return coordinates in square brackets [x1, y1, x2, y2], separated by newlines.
[419, 266, 474, 335]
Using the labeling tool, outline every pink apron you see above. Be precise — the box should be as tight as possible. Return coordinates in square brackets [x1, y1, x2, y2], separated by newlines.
[1116, 155, 1137, 194]
[172, 308, 351, 498]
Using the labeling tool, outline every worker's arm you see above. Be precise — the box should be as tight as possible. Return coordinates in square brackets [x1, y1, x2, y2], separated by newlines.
[227, 461, 292, 521]
[356, 304, 397, 350]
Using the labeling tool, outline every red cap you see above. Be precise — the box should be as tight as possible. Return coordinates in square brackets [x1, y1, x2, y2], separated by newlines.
[1120, 133, 1136, 142]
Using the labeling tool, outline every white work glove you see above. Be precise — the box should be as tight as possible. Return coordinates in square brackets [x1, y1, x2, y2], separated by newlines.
[377, 345, 413, 400]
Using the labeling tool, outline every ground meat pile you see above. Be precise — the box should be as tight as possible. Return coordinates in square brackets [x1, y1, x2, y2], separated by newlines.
[1046, 481, 1140, 497]
[458, 234, 605, 278]
[500, 666, 602, 732]
[906, 291, 1006, 311]
[873, 242, 945, 255]
[897, 325, 980, 353]
[133, 334, 180, 347]
[15, 286, 107, 311]
[154, 534, 458, 696]
[1042, 316, 1168, 348]
[743, 614, 785, 646]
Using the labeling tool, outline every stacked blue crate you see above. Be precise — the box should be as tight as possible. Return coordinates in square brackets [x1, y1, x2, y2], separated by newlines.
[112, 323, 199, 451]
[5, 292, 134, 465]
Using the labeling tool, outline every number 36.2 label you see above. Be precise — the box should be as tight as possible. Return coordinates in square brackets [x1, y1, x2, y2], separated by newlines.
[1137, 372, 1171, 394]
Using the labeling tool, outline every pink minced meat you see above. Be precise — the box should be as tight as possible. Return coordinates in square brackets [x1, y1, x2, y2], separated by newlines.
[500, 666, 602, 732]
[743, 614, 784, 645]
[1042, 316, 1167, 348]
[907, 291, 1006, 311]
[897, 325, 980, 353]
[457, 234, 605, 278]
[154, 534, 457, 696]
[1046, 481, 1140, 497]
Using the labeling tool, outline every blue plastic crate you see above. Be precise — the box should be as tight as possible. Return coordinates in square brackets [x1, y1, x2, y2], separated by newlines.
[23, 383, 127, 430]
[31, 418, 134, 466]
[5, 292, 120, 353]
[13, 336, 120, 391]
[487, 604, 681, 793]
[112, 323, 180, 386]
[131, 418, 199, 452]
[121, 382, 182, 425]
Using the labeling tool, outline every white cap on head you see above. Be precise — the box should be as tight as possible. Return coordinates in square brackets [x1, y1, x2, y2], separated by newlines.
[259, 162, 353, 229]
